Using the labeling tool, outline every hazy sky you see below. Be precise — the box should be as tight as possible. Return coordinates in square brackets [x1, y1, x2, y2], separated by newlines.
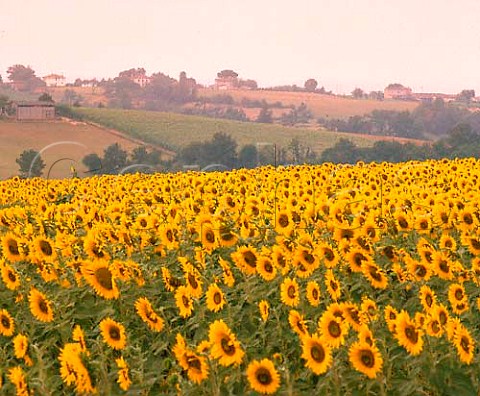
[1, 0, 480, 94]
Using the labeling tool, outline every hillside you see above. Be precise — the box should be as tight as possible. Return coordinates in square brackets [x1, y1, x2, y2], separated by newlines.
[0, 120, 141, 179]
[67, 107, 427, 156]
[198, 87, 420, 119]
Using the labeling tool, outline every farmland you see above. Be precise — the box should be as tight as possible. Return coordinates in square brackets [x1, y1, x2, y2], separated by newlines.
[0, 158, 479, 394]
[198, 87, 420, 119]
[0, 120, 140, 180]
[68, 107, 425, 154]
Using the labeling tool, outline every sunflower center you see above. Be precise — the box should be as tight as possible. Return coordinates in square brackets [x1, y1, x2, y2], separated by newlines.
[39, 299, 49, 314]
[278, 214, 289, 228]
[360, 349, 375, 368]
[220, 337, 236, 356]
[287, 285, 296, 299]
[188, 273, 198, 289]
[39, 240, 53, 256]
[405, 326, 418, 343]
[182, 295, 190, 307]
[471, 238, 480, 249]
[463, 214, 473, 224]
[188, 356, 201, 370]
[353, 253, 365, 266]
[330, 280, 338, 291]
[439, 260, 449, 273]
[416, 265, 426, 277]
[205, 230, 215, 243]
[324, 249, 334, 261]
[454, 289, 464, 300]
[328, 320, 341, 337]
[243, 251, 257, 268]
[95, 267, 113, 290]
[310, 344, 325, 362]
[7, 239, 19, 255]
[460, 336, 470, 352]
[439, 311, 447, 325]
[425, 294, 433, 307]
[7, 271, 17, 283]
[264, 261, 273, 273]
[1, 316, 10, 328]
[109, 326, 120, 340]
[302, 252, 315, 264]
[256, 368, 272, 385]
[398, 218, 408, 228]
[213, 292, 222, 305]
[166, 230, 174, 242]
[368, 265, 382, 281]
[312, 288, 319, 300]
[431, 321, 440, 333]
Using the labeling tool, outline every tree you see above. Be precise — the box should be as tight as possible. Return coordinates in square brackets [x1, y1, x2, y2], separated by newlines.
[256, 107, 273, 123]
[217, 69, 238, 79]
[203, 132, 238, 169]
[7, 64, 45, 92]
[102, 143, 129, 174]
[82, 153, 103, 174]
[38, 93, 54, 102]
[304, 78, 318, 92]
[0, 95, 10, 116]
[457, 89, 475, 102]
[351, 88, 365, 99]
[238, 144, 258, 168]
[16, 149, 45, 178]
[320, 139, 360, 164]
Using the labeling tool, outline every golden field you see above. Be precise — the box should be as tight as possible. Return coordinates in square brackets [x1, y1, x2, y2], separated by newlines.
[0, 158, 479, 394]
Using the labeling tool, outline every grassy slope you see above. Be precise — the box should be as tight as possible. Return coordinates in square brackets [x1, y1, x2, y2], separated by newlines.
[0, 120, 140, 180]
[198, 87, 420, 119]
[69, 107, 385, 154]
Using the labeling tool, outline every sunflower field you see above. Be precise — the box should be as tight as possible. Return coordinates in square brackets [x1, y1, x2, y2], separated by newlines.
[0, 158, 480, 395]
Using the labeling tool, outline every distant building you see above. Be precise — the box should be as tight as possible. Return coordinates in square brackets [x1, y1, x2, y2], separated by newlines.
[214, 69, 239, 90]
[43, 74, 67, 87]
[15, 101, 55, 121]
[384, 84, 413, 100]
[412, 92, 457, 103]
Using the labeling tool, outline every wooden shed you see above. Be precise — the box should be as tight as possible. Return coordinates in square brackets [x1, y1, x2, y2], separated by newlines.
[15, 101, 56, 121]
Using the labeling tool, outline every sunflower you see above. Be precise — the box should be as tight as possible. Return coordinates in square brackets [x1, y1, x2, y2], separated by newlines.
[82, 259, 119, 300]
[1, 232, 25, 262]
[362, 262, 388, 289]
[348, 341, 383, 379]
[342, 302, 363, 332]
[425, 313, 443, 338]
[183, 264, 203, 298]
[208, 320, 244, 366]
[28, 288, 54, 322]
[345, 248, 370, 273]
[259, 300, 270, 322]
[200, 224, 217, 252]
[384, 305, 399, 333]
[83, 232, 110, 260]
[256, 256, 277, 281]
[99, 317, 127, 350]
[231, 245, 258, 276]
[453, 326, 475, 364]
[358, 325, 375, 346]
[161, 267, 182, 292]
[319, 244, 340, 268]
[301, 333, 332, 375]
[433, 303, 450, 327]
[115, 356, 132, 391]
[325, 269, 341, 301]
[13, 333, 28, 359]
[32, 235, 57, 263]
[448, 283, 469, 315]
[462, 234, 480, 256]
[205, 283, 226, 312]
[318, 311, 347, 348]
[418, 285, 437, 312]
[405, 255, 431, 282]
[306, 280, 321, 307]
[394, 311, 424, 356]
[246, 358, 281, 395]
[72, 325, 88, 353]
[0, 309, 15, 336]
[271, 245, 291, 275]
[288, 310, 309, 337]
[175, 286, 194, 318]
[1, 262, 21, 290]
[280, 277, 300, 307]
[172, 333, 209, 384]
[360, 298, 378, 323]
[219, 258, 235, 287]
[135, 297, 165, 332]
[439, 233, 457, 251]
[7, 366, 29, 396]
[432, 251, 455, 281]
[58, 342, 95, 393]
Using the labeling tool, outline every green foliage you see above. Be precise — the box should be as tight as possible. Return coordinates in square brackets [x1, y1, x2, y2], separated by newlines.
[238, 144, 258, 168]
[304, 78, 318, 92]
[16, 149, 45, 178]
[7, 64, 45, 92]
[256, 107, 273, 123]
[38, 93, 54, 102]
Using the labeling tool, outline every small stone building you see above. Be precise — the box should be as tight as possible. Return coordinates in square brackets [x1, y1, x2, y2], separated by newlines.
[15, 101, 56, 121]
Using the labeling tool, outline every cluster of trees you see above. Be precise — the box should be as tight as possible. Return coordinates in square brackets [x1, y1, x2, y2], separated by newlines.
[318, 99, 480, 139]
[102, 68, 197, 110]
[4, 65, 46, 92]
[321, 123, 480, 164]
